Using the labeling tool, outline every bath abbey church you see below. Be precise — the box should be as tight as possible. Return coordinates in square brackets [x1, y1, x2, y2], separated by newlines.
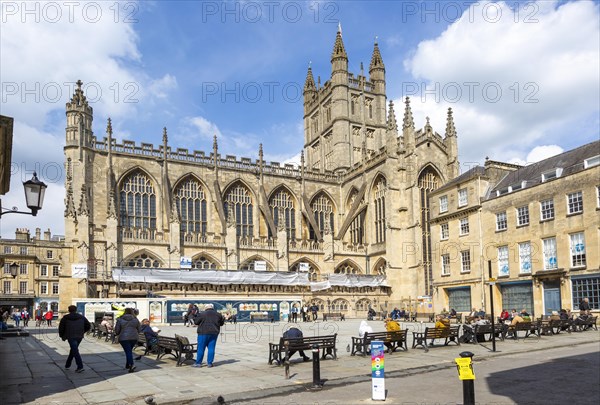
[59, 29, 459, 317]
[56, 29, 599, 319]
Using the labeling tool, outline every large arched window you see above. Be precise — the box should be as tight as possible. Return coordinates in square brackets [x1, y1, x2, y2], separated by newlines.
[418, 167, 441, 296]
[119, 171, 157, 237]
[310, 193, 334, 241]
[269, 188, 296, 240]
[224, 183, 254, 237]
[126, 252, 162, 268]
[175, 177, 207, 237]
[374, 177, 386, 243]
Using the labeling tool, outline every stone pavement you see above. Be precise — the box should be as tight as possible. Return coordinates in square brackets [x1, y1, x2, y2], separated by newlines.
[0, 319, 598, 405]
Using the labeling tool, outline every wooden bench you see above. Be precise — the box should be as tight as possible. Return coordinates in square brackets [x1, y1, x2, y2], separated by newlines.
[250, 313, 274, 323]
[414, 313, 435, 322]
[506, 322, 539, 340]
[135, 332, 160, 357]
[548, 319, 572, 334]
[462, 323, 506, 343]
[412, 326, 461, 352]
[351, 330, 408, 356]
[322, 313, 345, 321]
[572, 316, 598, 332]
[268, 334, 337, 366]
[156, 335, 197, 366]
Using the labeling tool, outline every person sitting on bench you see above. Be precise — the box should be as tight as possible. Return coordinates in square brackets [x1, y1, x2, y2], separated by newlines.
[282, 327, 310, 362]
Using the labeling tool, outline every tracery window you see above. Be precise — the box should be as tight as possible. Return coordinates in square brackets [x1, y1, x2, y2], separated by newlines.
[192, 256, 217, 269]
[127, 253, 161, 268]
[335, 263, 360, 274]
[119, 171, 157, 235]
[418, 168, 440, 296]
[175, 177, 207, 237]
[224, 183, 254, 237]
[310, 193, 334, 241]
[374, 259, 387, 276]
[374, 177, 386, 243]
[269, 188, 296, 239]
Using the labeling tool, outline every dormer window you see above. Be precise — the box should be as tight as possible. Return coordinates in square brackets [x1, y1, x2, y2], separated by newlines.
[542, 168, 563, 182]
[509, 181, 527, 192]
[584, 155, 599, 169]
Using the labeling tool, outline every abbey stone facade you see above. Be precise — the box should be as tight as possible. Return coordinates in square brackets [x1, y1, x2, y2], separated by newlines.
[59, 30, 459, 318]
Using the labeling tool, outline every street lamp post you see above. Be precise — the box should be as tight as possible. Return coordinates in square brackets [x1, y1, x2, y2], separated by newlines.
[0, 172, 47, 217]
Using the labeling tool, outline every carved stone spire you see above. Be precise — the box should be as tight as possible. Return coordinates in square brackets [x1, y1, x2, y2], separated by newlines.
[213, 134, 219, 170]
[304, 65, 316, 92]
[67, 79, 89, 109]
[402, 97, 414, 130]
[369, 39, 384, 71]
[78, 184, 89, 216]
[445, 107, 457, 138]
[64, 158, 77, 219]
[387, 100, 398, 131]
[331, 25, 347, 60]
[106, 117, 113, 138]
[258, 143, 264, 180]
[425, 116, 432, 130]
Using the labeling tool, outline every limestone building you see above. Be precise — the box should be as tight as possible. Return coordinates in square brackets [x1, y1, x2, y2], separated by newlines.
[0, 228, 65, 314]
[59, 30, 460, 318]
[429, 141, 600, 316]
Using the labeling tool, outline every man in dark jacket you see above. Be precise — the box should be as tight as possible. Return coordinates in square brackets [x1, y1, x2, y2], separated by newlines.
[58, 305, 91, 372]
[192, 303, 225, 368]
[282, 327, 310, 362]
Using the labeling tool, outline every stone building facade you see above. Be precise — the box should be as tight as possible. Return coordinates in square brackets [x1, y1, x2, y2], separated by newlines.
[58, 30, 460, 317]
[429, 141, 600, 317]
[0, 228, 64, 314]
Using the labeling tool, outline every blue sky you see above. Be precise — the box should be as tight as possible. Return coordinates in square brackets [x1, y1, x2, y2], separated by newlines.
[1, 0, 599, 237]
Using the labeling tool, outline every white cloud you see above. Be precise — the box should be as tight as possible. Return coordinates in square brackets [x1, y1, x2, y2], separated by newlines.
[403, 0, 600, 165]
[181, 116, 223, 141]
[148, 74, 178, 99]
[508, 144, 564, 166]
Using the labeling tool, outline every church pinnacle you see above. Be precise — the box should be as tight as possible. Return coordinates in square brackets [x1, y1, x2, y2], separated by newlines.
[369, 39, 384, 71]
[304, 64, 316, 92]
[331, 24, 347, 60]
[387, 100, 398, 131]
[403, 97, 414, 130]
[445, 107, 457, 138]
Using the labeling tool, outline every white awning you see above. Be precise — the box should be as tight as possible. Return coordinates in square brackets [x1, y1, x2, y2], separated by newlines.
[112, 268, 389, 290]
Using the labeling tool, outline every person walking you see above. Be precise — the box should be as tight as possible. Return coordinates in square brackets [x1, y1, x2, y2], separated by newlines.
[58, 305, 91, 373]
[35, 306, 43, 326]
[192, 303, 225, 368]
[44, 309, 54, 326]
[21, 308, 30, 327]
[115, 307, 141, 373]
